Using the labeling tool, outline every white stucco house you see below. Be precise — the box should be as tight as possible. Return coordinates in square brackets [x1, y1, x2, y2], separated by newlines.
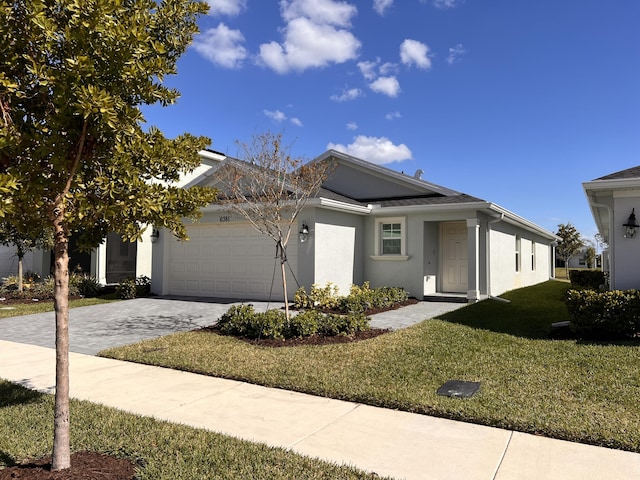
[151, 149, 559, 302]
[583, 165, 640, 290]
[0, 159, 217, 285]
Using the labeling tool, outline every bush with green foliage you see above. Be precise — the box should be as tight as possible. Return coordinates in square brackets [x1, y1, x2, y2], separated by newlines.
[569, 269, 607, 290]
[565, 289, 640, 339]
[71, 274, 102, 297]
[115, 276, 152, 300]
[294, 281, 409, 314]
[216, 304, 370, 340]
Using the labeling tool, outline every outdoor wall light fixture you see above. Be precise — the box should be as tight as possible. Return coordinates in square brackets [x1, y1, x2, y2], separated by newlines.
[150, 228, 160, 243]
[623, 209, 639, 239]
[299, 222, 309, 243]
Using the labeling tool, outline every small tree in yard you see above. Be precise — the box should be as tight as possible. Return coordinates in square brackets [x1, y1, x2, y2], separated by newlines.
[0, 0, 216, 471]
[0, 223, 51, 292]
[219, 132, 333, 320]
[556, 223, 584, 277]
[583, 239, 596, 269]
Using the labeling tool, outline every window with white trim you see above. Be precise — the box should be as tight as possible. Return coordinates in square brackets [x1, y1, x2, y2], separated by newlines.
[531, 241, 536, 271]
[373, 217, 408, 259]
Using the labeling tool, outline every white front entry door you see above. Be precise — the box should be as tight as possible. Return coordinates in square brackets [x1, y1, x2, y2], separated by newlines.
[442, 222, 468, 293]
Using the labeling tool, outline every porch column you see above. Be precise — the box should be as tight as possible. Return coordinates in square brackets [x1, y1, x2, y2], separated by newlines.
[466, 218, 480, 302]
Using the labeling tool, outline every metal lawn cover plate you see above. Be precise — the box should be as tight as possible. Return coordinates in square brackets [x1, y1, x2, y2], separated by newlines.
[437, 380, 481, 398]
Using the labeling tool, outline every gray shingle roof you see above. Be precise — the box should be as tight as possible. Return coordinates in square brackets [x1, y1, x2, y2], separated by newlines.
[595, 165, 640, 181]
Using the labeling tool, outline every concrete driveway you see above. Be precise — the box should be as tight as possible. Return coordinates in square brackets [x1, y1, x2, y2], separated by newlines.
[0, 296, 464, 355]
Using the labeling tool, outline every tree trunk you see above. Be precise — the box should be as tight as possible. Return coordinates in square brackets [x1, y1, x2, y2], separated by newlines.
[17, 253, 23, 293]
[281, 256, 289, 321]
[51, 212, 71, 471]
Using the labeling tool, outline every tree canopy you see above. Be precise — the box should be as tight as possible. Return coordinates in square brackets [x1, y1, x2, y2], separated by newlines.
[0, 0, 215, 470]
[556, 223, 584, 272]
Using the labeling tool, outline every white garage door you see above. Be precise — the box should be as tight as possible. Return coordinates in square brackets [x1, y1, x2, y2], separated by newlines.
[168, 223, 298, 300]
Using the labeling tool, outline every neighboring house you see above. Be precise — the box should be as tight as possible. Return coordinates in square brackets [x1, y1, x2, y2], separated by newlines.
[151, 149, 559, 302]
[0, 155, 219, 285]
[555, 246, 594, 269]
[583, 165, 640, 290]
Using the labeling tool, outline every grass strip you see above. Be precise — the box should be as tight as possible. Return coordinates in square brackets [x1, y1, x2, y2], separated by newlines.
[101, 281, 640, 452]
[0, 297, 118, 319]
[0, 380, 387, 479]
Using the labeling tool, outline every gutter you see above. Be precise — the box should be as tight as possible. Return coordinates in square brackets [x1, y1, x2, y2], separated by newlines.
[589, 200, 615, 289]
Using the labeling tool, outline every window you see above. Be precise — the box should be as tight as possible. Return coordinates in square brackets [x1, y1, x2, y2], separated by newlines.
[381, 223, 402, 254]
[515, 235, 521, 272]
[531, 241, 536, 271]
[372, 217, 408, 260]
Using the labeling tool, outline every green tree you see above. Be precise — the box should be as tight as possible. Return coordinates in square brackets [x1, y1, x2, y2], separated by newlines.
[218, 132, 333, 320]
[0, 223, 52, 292]
[556, 223, 584, 276]
[583, 239, 596, 269]
[0, 0, 216, 470]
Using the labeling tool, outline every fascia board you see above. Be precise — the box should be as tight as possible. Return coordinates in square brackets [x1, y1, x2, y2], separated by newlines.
[582, 178, 640, 191]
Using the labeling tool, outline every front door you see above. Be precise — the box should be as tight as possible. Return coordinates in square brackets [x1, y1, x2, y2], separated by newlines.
[106, 232, 137, 284]
[442, 222, 468, 293]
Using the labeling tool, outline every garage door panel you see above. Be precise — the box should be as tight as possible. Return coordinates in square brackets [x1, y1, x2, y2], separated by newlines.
[169, 223, 297, 300]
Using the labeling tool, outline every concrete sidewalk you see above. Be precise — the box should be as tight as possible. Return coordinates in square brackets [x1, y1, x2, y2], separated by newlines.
[1, 340, 638, 480]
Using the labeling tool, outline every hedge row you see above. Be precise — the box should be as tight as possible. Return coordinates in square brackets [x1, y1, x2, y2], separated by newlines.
[216, 304, 370, 340]
[293, 281, 409, 314]
[564, 289, 640, 340]
[568, 270, 607, 290]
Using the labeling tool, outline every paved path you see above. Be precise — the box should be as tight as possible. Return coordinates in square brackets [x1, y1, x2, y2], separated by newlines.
[1, 340, 638, 480]
[0, 296, 464, 354]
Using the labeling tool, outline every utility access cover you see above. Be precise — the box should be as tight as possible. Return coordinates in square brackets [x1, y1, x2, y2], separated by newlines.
[436, 380, 481, 399]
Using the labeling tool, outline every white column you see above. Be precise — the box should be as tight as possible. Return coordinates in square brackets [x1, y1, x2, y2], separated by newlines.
[466, 218, 480, 302]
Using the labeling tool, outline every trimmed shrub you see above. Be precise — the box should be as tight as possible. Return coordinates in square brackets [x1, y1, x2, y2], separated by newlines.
[135, 275, 151, 297]
[569, 270, 607, 290]
[116, 278, 137, 300]
[565, 289, 640, 340]
[216, 305, 371, 340]
[288, 310, 321, 338]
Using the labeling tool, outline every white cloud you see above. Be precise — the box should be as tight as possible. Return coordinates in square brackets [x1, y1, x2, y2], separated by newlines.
[258, 0, 361, 73]
[385, 111, 402, 120]
[263, 109, 287, 122]
[192, 23, 247, 69]
[432, 0, 462, 9]
[327, 135, 412, 164]
[400, 39, 431, 69]
[346, 121, 358, 130]
[373, 0, 393, 16]
[357, 59, 379, 81]
[447, 44, 466, 64]
[369, 76, 400, 97]
[330, 87, 363, 102]
[205, 0, 247, 16]
[379, 61, 398, 75]
[281, 0, 357, 27]
[263, 109, 303, 126]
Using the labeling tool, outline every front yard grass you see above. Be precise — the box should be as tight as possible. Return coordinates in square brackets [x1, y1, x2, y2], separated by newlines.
[0, 296, 118, 319]
[0, 380, 385, 479]
[101, 280, 640, 453]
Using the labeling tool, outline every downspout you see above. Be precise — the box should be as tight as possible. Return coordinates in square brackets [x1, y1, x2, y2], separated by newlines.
[589, 201, 614, 290]
[486, 213, 508, 301]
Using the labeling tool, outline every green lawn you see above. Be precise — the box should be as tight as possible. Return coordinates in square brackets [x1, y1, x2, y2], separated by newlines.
[101, 280, 640, 452]
[0, 296, 118, 319]
[0, 380, 385, 479]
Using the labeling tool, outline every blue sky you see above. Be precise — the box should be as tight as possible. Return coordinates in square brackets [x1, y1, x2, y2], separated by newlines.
[142, 0, 640, 243]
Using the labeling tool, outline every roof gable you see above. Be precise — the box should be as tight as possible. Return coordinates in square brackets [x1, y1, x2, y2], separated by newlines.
[594, 165, 640, 181]
[315, 150, 464, 203]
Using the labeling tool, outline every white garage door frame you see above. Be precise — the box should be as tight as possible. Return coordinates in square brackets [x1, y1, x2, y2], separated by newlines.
[168, 222, 298, 300]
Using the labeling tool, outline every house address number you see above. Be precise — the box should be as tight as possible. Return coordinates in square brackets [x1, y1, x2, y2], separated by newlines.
[219, 215, 231, 223]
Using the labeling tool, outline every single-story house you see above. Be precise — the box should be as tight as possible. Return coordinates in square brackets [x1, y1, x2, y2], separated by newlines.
[151, 149, 559, 302]
[583, 165, 640, 290]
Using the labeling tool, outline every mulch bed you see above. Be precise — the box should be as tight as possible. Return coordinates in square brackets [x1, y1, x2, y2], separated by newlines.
[0, 452, 137, 480]
[199, 297, 419, 347]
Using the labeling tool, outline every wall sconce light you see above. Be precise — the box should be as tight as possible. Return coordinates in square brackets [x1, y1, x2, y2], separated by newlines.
[150, 228, 160, 243]
[623, 209, 639, 238]
[299, 222, 309, 243]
